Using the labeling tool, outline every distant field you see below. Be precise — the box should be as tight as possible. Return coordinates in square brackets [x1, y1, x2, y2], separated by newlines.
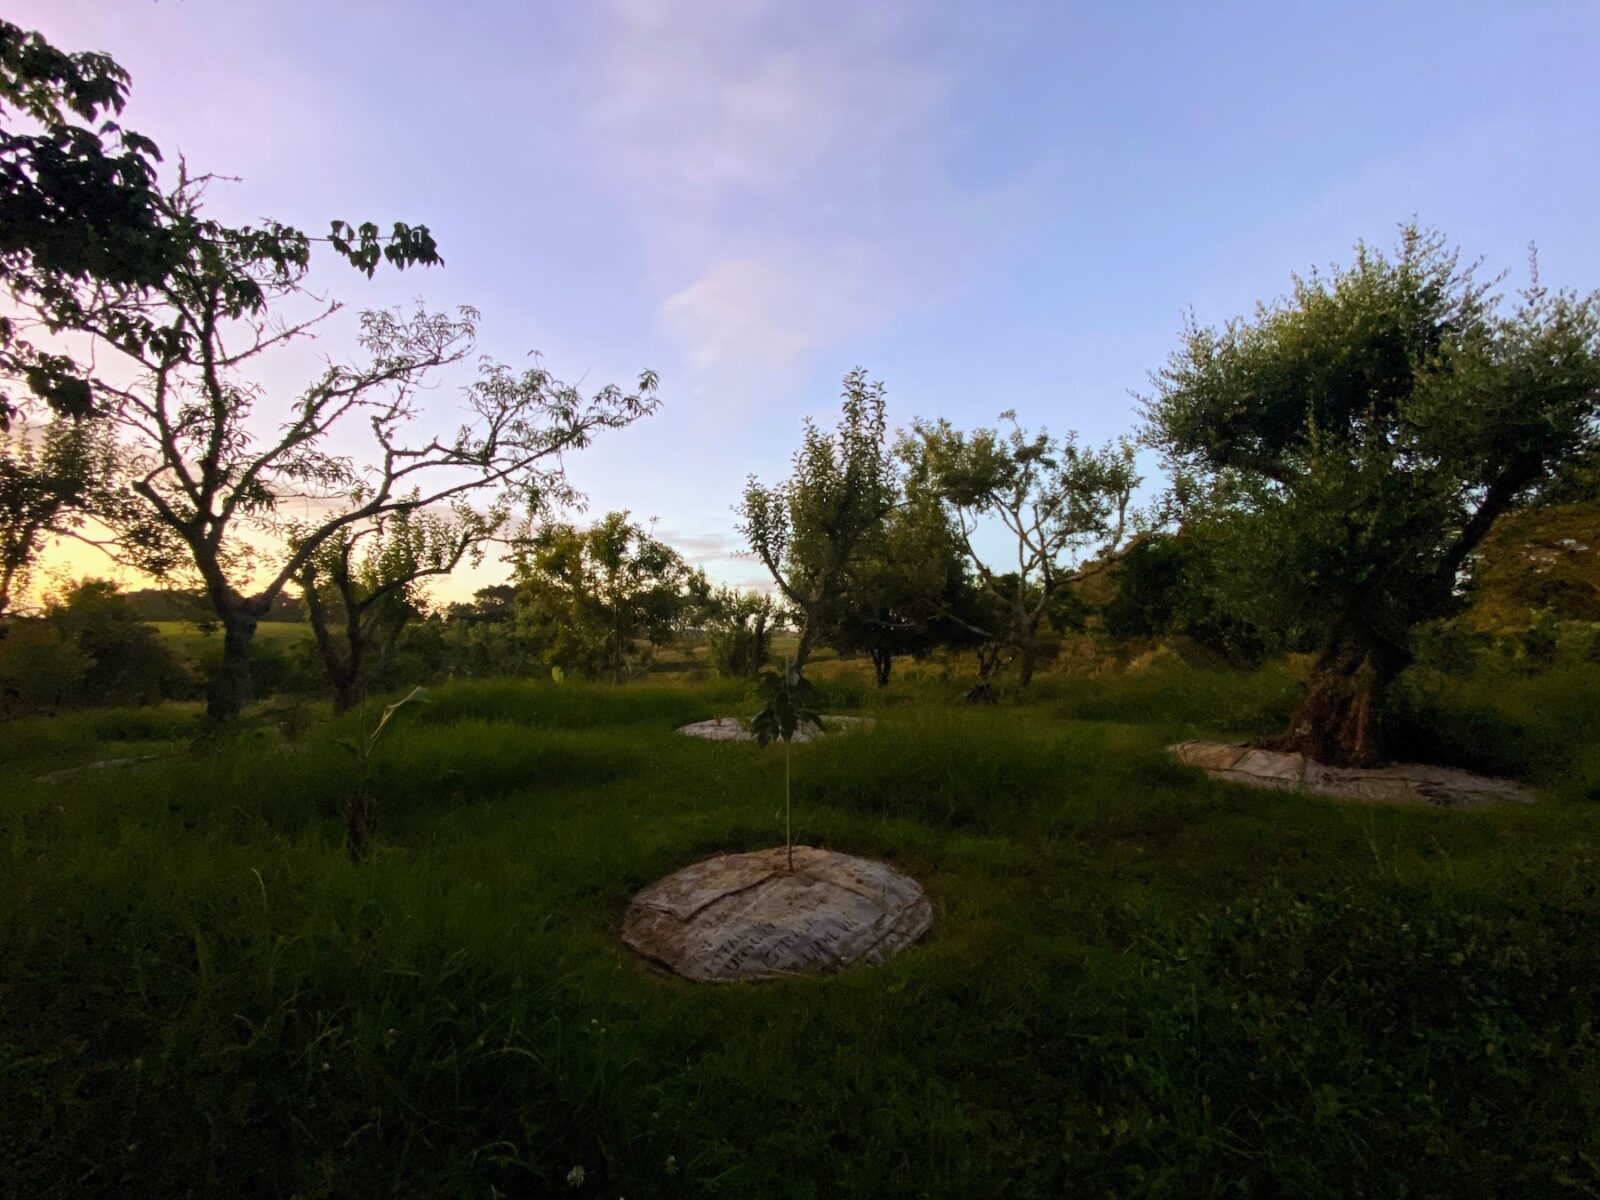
[4, 660, 1600, 1196]
[149, 619, 312, 662]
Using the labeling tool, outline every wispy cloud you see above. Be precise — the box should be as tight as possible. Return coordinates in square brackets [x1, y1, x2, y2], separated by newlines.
[588, 0, 955, 389]
[660, 241, 896, 378]
[655, 528, 734, 564]
[592, 0, 946, 207]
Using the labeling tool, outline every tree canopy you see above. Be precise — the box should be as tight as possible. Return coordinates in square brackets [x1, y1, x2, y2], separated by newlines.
[0, 18, 440, 426]
[297, 502, 503, 711]
[514, 511, 691, 679]
[902, 414, 1138, 685]
[821, 490, 975, 687]
[62, 183, 660, 719]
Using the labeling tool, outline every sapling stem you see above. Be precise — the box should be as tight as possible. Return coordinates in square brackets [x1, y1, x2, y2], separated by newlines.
[754, 653, 814, 874]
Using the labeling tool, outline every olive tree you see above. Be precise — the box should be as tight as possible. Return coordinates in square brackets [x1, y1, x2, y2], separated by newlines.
[736, 368, 895, 677]
[902, 414, 1139, 686]
[1144, 226, 1600, 765]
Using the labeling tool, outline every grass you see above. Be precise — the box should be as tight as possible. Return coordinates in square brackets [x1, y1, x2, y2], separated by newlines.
[3, 662, 1600, 1197]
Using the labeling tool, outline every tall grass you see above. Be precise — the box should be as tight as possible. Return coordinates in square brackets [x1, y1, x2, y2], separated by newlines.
[3, 671, 1600, 1196]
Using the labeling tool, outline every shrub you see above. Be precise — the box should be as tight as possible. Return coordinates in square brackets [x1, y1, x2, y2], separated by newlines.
[706, 623, 766, 678]
[0, 619, 90, 712]
[1411, 620, 1483, 676]
[1521, 610, 1560, 668]
[0, 580, 193, 713]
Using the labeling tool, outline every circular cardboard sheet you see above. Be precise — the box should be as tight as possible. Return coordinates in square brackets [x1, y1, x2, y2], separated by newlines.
[1168, 741, 1536, 808]
[677, 716, 874, 743]
[622, 846, 932, 982]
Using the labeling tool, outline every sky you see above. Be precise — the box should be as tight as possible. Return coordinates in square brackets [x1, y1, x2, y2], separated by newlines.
[16, 0, 1600, 603]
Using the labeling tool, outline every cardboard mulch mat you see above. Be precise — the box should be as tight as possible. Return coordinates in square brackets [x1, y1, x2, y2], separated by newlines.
[676, 716, 874, 743]
[1168, 741, 1536, 809]
[622, 846, 931, 982]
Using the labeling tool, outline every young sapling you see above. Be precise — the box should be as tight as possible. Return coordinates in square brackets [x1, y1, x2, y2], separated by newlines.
[339, 685, 430, 859]
[750, 659, 822, 871]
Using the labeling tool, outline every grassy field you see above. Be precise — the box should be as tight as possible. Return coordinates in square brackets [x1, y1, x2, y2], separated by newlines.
[3, 660, 1600, 1197]
[148, 620, 313, 664]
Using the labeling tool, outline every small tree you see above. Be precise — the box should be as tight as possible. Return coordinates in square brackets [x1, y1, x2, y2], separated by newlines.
[338, 685, 428, 860]
[1144, 226, 1600, 765]
[44, 578, 189, 704]
[902, 414, 1139, 685]
[823, 492, 972, 687]
[296, 502, 503, 711]
[58, 174, 659, 721]
[751, 662, 822, 872]
[444, 583, 517, 625]
[698, 583, 775, 678]
[513, 511, 691, 679]
[0, 577, 187, 710]
[0, 416, 117, 614]
[737, 368, 896, 678]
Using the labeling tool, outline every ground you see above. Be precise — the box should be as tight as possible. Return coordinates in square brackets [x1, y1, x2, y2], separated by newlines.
[3, 657, 1600, 1197]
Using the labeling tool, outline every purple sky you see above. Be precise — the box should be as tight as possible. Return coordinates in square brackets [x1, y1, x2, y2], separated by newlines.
[18, 0, 1600, 599]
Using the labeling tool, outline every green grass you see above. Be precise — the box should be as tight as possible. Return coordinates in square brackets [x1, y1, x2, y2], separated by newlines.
[4, 667, 1600, 1197]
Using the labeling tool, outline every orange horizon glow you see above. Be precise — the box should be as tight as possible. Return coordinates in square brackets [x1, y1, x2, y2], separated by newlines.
[21, 530, 509, 615]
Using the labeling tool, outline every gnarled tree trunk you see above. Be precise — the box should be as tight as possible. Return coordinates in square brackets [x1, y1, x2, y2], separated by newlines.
[1015, 642, 1039, 688]
[1273, 635, 1401, 768]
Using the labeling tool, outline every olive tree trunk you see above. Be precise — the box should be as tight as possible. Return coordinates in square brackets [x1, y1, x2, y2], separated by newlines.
[1015, 642, 1039, 688]
[870, 647, 892, 688]
[1273, 634, 1403, 768]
